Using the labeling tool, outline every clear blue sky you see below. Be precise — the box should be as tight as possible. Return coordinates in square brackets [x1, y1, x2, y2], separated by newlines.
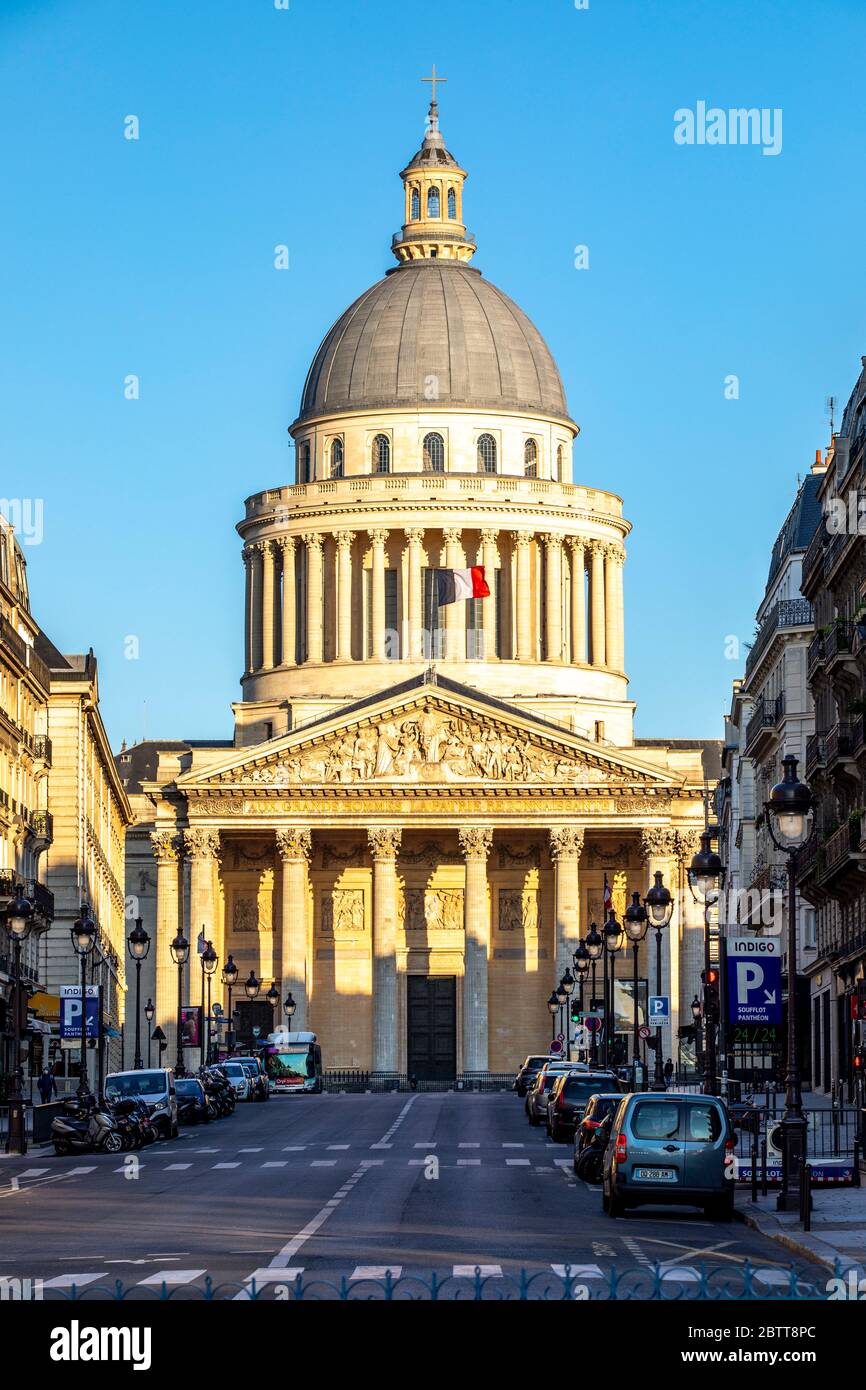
[2, 0, 864, 749]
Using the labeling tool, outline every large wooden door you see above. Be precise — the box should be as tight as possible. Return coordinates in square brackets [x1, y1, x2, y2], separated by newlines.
[407, 976, 456, 1081]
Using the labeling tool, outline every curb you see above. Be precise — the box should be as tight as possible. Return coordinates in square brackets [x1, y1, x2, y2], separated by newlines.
[734, 1199, 862, 1273]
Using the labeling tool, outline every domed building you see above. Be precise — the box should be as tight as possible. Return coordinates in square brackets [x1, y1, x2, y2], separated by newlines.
[121, 94, 714, 1078]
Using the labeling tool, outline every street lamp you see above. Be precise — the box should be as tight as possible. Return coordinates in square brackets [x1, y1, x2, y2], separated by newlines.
[169, 928, 190, 1077]
[243, 969, 260, 1053]
[688, 830, 724, 1095]
[221, 954, 239, 1056]
[624, 891, 648, 1085]
[284, 991, 297, 1030]
[765, 753, 813, 1213]
[546, 990, 559, 1043]
[560, 968, 575, 1059]
[266, 980, 280, 1014]
[201, 940, 218, 1065]
[4, 886, 35, 1154]
[71, 903, 97, 1098]
[572, 943, 590, 1057]
[603, 912, 623, 1068]
[584, 923, 603, 1064]
[127, 917, 150, 1070]
[644, 870, 674, 1089]
[144, 999, 155, 1065]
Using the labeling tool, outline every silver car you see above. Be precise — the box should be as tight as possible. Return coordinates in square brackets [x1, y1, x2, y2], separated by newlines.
[602, 1093, 735, 1219]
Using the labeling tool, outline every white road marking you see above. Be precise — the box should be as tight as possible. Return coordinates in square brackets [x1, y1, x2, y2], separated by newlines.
[17, 1168, 49, 1178]
[457, 1159, 481, 1167]
[502, 1143, 524, 1148]
[453, 1264, 502, 1278]
[239, 1148, 263, 1153]
[458, 1143, 480, 1149]
[245, 1267, 304, 1285]
[311, 1160, 336, 1167]
[163, 1164, 192, 1171]
[414, 1142, 436, 1148]
[506, 1158, 530, 1166]
[262, 1161, 288, 1168]
[138, 1269, 206, 1286]
[551, 1264, 604, 1280]
[282, 1145, 306, 1152]
[65, 1166, 97, 1176]
[352, 1265, 402, 1280]
[42, 1272, 109, 1289]
[327, 1144, 350, 1150]
[213, 1162, 241, 1169]
[258, 1164, 371, 1272]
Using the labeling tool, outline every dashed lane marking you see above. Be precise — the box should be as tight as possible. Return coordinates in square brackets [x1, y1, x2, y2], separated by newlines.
[42, 1273, 108, 1289]
[352, 1265, 403, 1280]
[138, 1269, 206, 1286]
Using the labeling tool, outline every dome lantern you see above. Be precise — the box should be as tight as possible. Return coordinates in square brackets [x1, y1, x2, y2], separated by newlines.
[392, 68, 476, 264]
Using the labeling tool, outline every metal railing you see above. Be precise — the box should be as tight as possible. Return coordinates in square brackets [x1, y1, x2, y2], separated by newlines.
[323, 1071, 515, 1093]
[744, 598, 813, 678]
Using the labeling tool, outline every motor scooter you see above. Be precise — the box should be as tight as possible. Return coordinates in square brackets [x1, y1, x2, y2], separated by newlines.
[51, 1094, 124, 1156]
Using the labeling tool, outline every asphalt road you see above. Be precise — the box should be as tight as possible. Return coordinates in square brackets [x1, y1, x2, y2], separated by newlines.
[0, 1092, 827, 1300]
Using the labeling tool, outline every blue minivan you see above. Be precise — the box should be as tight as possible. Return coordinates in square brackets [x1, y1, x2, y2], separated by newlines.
[602, 1093, 735, 1220]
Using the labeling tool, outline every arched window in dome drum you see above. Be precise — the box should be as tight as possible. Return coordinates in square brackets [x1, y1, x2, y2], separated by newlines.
[447, 187, 457, 219]
[477, 434, 497, 474]
[299, 441, 311, 484]
[330, 438, 344, 478]
[422, 432, 445, 472]
[556, 444, 564, 482]
[427, 185, 440, 218]
[524, 438, 538, 477]
[373, 434, 391, 474]
[411, 186, 420, 220]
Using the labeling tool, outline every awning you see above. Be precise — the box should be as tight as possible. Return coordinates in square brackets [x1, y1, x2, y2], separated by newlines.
[28, 991, 61, 1021]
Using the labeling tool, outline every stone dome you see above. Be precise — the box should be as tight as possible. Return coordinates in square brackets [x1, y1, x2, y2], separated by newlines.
[297, 260, 572, 425]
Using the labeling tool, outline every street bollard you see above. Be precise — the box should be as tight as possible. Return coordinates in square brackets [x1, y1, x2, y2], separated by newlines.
[854, 1138, 861, 1190]
[760, 1136, 768, 1197]
[801, 1161, 812, 1231]
[751, 1126, 758, 1203]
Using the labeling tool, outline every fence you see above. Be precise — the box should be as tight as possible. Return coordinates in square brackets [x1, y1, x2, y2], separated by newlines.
[733, 1106, 858, 1160]
[323, 1071, 515, 1093]
[18, 1261, 843, 1301]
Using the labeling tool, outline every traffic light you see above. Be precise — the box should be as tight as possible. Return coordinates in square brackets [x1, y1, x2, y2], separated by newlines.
[702, 967, 720, 1023]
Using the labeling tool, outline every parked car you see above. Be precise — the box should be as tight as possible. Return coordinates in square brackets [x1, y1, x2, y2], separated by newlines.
[546, 1071, 624, 1141]
[513, 1055, 554, 1097]
[602, 1093, 735, 1219]
[176, 1077, 210, 1125]
[222, 1060, 252, 1101]
[104, 1068, 178, 1139]
[573, 1092, 623, 1176]
[524, 1065, 574, 1125]
[232, 1056, 270, 1101]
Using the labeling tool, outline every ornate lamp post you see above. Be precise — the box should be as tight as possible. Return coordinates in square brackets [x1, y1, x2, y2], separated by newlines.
[266, 980, 280, 1025]
[244, 969, 260, 1052]
[559, 968, 575, 1058]
[4, 886, 38, 1154]
[765, 753, 813, 1212]
[688, 831, 724, 1095]
[284, 992, 297, 1029]
[127, 917, 150, 1070]
[201, 940, 218, 1065]
[169, 928, 190, 1077]
[554, 976, 568, 1052]
[71, 904, 97, 1098]
[144, 1000, 155, 1066]
[644, 870, 674, 1089]
[221, 954, 239, 1055]
[572, 944, 590, 1059]
[603, 913, 623, 1069]
[546, 990, 559, 1043]
[624, 892, 649, 1086]
[584, 923, 603, 1064]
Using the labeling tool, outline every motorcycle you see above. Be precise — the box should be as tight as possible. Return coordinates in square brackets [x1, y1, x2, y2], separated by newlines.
[111, 1097, 158, 1149]
[574, 1111, 613, 1184]
[51, 1094, 125, 1156]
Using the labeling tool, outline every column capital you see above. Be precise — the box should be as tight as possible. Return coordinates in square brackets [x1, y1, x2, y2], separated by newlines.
[587, 538, 607, 557]
[151, 829, 181, 862]
[511, 530, 532, 551]
[549, 826, 584, 861]
[568, 535, 586, 553]
[367, 528, 389, 548]
[333, 530, 354, 551]
[278, 535, 296, 555]
[459, 826, 493, 861]
[404, 527, 425, 546]
[368, 826, 402, 861]
[639, 828, 679, 862]
[541, 532, 564, 551]
[443, 527, 462, 547]
[242, 546, 256, 568]
[182, 828, 222, 862]
[305, 532, 324, 554]
[480, 528, 499, 549]
[675, 827, 705, 863]
[603, 540, 626, 563]
[276, 827, 312, 862]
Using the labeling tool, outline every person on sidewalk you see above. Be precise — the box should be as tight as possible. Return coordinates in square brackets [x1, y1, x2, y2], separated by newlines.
[37, 1066, 57, 1105]
[663, 1058, 674, 1086]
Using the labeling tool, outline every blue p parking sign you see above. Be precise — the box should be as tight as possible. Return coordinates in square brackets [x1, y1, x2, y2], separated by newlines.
[727, 938, 782, 1025]
[648, 995, 670, 1025]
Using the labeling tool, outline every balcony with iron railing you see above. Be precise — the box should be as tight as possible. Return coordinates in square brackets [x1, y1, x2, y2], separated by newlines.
[0, 870, 54, 922]
[802, 526, 826, 595]
[854, 715, 866, 756]
[744, 598, 813, 680]
[744, 691, 786, 754]
[805, 733, 826, 779]
[825, 620, 854, 667]
[807, 632, 825, 679]
[818, 817, 866, 885]
[825, 721, 855, 771]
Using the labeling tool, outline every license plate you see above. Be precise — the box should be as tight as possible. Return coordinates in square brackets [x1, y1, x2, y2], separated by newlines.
[633, 1167, 677, 1182]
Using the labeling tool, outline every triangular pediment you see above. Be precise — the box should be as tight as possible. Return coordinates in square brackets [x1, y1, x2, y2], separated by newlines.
[178, 679, 677, 795]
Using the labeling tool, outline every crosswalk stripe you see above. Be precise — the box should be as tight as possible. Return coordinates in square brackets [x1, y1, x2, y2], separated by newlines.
[457, 1159, 481, 1166]
[282, 1145, 306, 1152]
[458, 1143, 480, 1149]
[138, 1269, 206, 1286]
[244, 1267, 304, 1286]
[550, 1264, 605, 1280]
[453, 1264, 502, 1278]
[164, 1164, 192, 1171]
[506, 1158, 531, 1166]
[65, 1166, 97, 1176]
[311, 1160, 336, 1167]
[18, 1168, 50, 1179]
[262, 1161, 288, 1168]
[351, 1265, 402, 1280]
[212, 1162, 241, 1169]
[239, 1148, 263, 1153]
[42, 1272, 109, 1289]
[328, 1144, 350, 1150]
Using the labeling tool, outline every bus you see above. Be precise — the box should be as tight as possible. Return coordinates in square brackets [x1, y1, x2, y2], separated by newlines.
[260, 1030, 323, 1095]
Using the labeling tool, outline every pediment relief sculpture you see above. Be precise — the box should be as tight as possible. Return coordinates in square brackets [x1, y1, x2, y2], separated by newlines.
[213, 705, 650, 789]
[399, 886, 464, 932]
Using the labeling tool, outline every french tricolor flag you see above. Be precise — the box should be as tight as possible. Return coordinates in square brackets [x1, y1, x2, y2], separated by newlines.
[433, 567, 490, 606]
[603, 874, 612, 918]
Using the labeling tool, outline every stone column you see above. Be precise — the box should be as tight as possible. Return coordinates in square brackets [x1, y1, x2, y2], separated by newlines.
[151, 831, 181, 1064]
[512, 532, 533, 661]
[605, 542, 625, 672]
[368, 528, 389, 662]
[404, 528, 424, 660]
[569, 538, 586, 665]
[640, 829, 681, 1043]
[589, 540, 606, 668]
[305, 533, 324, 664]
[249, 543, 264, 673]
[279, 537, 296, 667]
[184, 828, 221, 1064]
[368, 827, 402, 1072]
[543, 534, 563, 662]
[261, 539, 276, 671]
[243, 548, 254, 673]
[443, 528, 464, 662]
[480, 529, 498, 660]
[459, 827, 493, 1072]
[549, 827, 584, 979]
[334, 531, 354, 662]
[276, 828, 311, 1031]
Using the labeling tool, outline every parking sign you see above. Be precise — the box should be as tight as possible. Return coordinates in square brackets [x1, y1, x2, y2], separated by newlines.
[727, 938, 782, 1024]
[648, 995, 670, 1026]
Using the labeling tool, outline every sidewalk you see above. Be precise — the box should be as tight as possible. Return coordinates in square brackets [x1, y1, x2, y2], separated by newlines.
[735, 1185, 866, 1276]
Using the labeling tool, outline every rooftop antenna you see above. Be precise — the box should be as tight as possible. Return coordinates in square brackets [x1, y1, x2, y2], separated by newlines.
[825, 394, 837, 437]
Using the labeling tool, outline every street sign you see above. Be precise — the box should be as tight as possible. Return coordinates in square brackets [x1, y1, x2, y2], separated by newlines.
[638, 1024, 652, 1040]
[572, 1026, 590, 1050]
[59, 985, 100, 1040]
[583, 1015, 603, 1034]
[727, 938, 782, 1024]
[548, 1037, 563, 1054]
[648, 995, 670, 1026]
